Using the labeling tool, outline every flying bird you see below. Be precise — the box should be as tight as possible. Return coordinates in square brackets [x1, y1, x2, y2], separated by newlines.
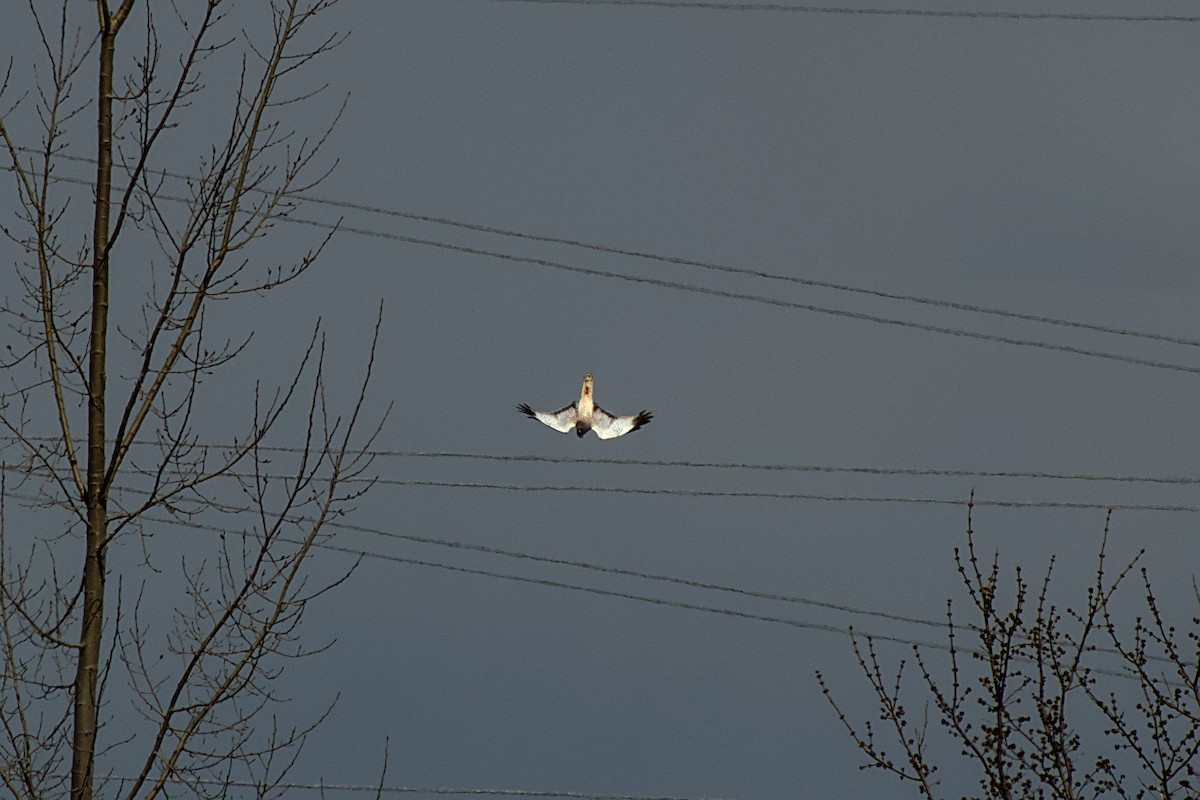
[518, 373, 652, 439]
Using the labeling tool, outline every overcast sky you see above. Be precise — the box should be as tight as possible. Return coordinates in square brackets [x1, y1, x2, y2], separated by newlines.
[5, 1, 1200, 798]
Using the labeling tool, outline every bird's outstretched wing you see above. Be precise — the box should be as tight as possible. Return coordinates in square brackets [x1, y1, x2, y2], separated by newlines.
[517, 402, 578, 433]
[591, 405, 653, 440]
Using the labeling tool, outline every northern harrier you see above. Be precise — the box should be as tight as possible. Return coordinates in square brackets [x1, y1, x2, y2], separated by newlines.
[518, 373, 652, 439]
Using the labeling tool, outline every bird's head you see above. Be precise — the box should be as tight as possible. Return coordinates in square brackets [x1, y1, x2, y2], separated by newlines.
[575, 423, 588, 437]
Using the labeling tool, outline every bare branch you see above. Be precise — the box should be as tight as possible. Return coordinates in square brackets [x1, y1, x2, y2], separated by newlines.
[1, 2, 376, 798]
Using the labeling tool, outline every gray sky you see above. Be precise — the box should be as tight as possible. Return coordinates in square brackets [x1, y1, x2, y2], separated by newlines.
[5, 1, 1200, 798]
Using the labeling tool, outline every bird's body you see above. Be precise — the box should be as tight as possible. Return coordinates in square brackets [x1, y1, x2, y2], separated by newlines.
[518, 373, 652, 439]
[577, 373, 595, 428]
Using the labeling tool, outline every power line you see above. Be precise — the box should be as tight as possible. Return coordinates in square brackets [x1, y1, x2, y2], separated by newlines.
[20, 484, 1181, 669]
[293, 209, 1200, 350]
[74, 462, 1194, 512]
[114, 778, 732, 800]
[2, 482, 1182, 637]
[318, 518, 1193, 668]
[133, 512, 1149, 681]
[138, 513, 968, 653]
[0, 488, 967, 639]
[480, 0, 1200, 21]
[7, 475, 1190, 656]
[46, 145, 1180, 350]
[214, 446, 1200, 487]
[336, 478, 1200, 513]
[80, 485, 958, 635]
[324, 520, 949, 629]
[15, 157, 1200, 374]
[6, 461, 1197, 513]
[0, 488, 1154, 678]
[284, 214, 1200, 376]
[8, 436, 1200, 486]
[6, 484, 957, 634]
[27, 149, 1200, 350]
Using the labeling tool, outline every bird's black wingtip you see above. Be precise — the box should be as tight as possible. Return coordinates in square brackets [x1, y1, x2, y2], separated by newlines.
[516, 403, 536, 419]
[634, 410, 653, 430]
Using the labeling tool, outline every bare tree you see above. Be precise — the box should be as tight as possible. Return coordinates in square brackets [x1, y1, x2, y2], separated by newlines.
[0, 3, 383, 799]
[818, 501, 1200, 799]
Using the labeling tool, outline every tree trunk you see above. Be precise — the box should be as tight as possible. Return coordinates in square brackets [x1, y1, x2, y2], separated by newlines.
[71, 9, 118, 800]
